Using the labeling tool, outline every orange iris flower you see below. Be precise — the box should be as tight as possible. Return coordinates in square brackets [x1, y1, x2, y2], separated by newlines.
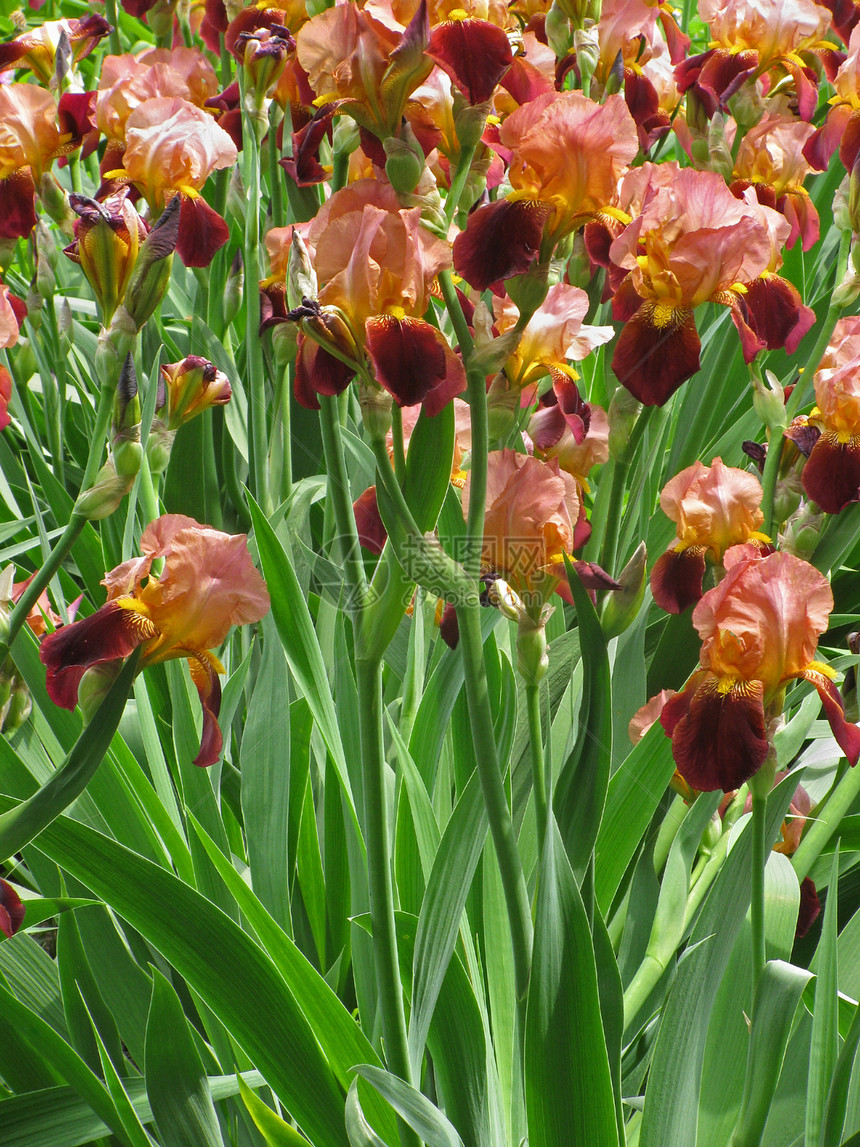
[40, 516, 270, 766]
[661, 549, 860, 792]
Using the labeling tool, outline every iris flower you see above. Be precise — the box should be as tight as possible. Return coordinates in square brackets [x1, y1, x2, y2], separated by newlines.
[660, 549, 860, 791]
[651, 458, 771, 613]
[40, 516, 269, 766]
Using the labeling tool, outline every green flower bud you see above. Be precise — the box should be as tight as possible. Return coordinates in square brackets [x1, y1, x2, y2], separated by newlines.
[2, 682, 31, 732]
[384, 125, 426, 196]
[601, 541, 646, 638]
[608, 386, 642, 461]
[224, 249, 244, 329]
[545, 0, 573, 55]
[78, 662, 122, 722]
[751, 368, 787, 432]
[146, 424, 176, 474]
[123, 197, 180, 331]
[358, 381, 392, 441]
[74, 458, 133, 520]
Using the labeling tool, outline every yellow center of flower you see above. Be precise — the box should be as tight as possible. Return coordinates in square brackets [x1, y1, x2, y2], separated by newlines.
[652, 302, 677, 329]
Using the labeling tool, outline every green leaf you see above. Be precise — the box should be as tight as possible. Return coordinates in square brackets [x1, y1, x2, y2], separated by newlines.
[352, 1065, 465, 1147]
[402, 404, 455, 534]
[144, 970, 224, 1147]
[822, 994, 860, 1147]
[345, 1079, 389, 1147]
[638, 773, 799, 1147]
[0, 651, 139, 859]
[238, 1075, 310, 1145]
[0, 797, 351, 1147]
[594, 723, 677, 916]
[555, 558, 612, 876]
[525, 817, 618, 1147]
[0, 979, 135, 1147]
[408, 769, 486, 1077]
[0, 1073, 266, 1147]
[732, 961, 814, 1147]
[808, 847, 843, 1147]
[247, 493, 363, 857]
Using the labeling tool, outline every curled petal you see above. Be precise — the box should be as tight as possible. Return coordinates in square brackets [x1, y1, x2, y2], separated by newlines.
[365, 315, 465, 412]
[176, 194, 230, 267]
[743, 275, 815, 355]
[353, 485, 387, 554]
[803, 668, 860, 765]
[453, 197, 550, 291]
[188, 652, 224, 766]
[803, 104, 854, 171]
[661, 673, 768, 792]
[427, 19, 512, 105]
[39, 601, 157, 710]
[612, 302, 701, 405]
[651, 547, 707, 614]
[802, 432, 860, 513]
[294, 333, 355, 409]
[0, 879, 25, 939]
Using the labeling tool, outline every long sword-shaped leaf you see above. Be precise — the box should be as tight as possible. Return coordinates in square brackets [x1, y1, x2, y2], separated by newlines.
[0, 798, 350, 1147]
[0, 651, 139, 859]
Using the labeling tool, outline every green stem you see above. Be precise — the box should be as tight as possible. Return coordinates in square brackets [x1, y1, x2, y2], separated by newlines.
[241, 82, 271, 516]
[267, 104, 285, 228]
[792, 756, 860, 881]
[623, 954, 665, 1028]
[356, 658, 420, 1147]
[759, 424, 784, 540]
[438, 269, 474, 358]
[399, 588, 425, 744]
[445, 142, 478, 225]
[104, 0, 121, 54]
[390, 403, 406, 483]
[138, 457, 160, 526]
[786, 229, 852, 421]
[526, 681, 548, 849]
[653, 795, 688, 876]
[682, 827, 730, 930]
[456, 602, 533, 1021]
[600, 406, 653, 576]
[749, 763, 774, 993]
[319, 395, 368, 615]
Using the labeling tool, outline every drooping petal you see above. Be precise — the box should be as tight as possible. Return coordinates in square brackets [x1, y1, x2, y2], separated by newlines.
[353, 485, 387, 553]
[0, 170, 38, 240]
[802, 431, 860, 513]
[0, 879, 25, 940]
[39, 600, 157, 710]
[743, 274, 816, 355]
[453, 197, 550, 291]
[176, 193, 230, 267]
[651, 547, 708, 614]
[427, 19, 512, 105]
[365, 314, 465, 411]
[188, 651, 224, 766]
[294, 332, 356, 408]
[612, 302, 701, 405]
[661, 673, 769, 791]
[0, 367, 11, 432]
[802, 668, 860, 765]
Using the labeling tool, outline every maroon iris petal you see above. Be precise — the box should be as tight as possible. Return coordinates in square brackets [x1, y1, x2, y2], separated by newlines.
[294, 333, 355, 409]
[453, 197, 550, 292]
[365, 315, 465, 411]
[796, 876, 821, 939]
[439, 602, 459, 649]
[805, 671, 860, 765]
[0, 170, 38, 240]
[650, 547, 708, 614]
[0, 366, 11, 432]
[427, 19, 513, 105]
[662, 674, 769, 792]
[39, 601, 152, 710]
[0, 879, 25, 939]
[743, 275, 815, 355]
[353, 486, 387, 554]
[176, 195, 230, 268]
[611, 302, 701, 406]
[188, 655, 223, 767]
[802, 432, 860, 514]
[280, 105, 334, 186]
